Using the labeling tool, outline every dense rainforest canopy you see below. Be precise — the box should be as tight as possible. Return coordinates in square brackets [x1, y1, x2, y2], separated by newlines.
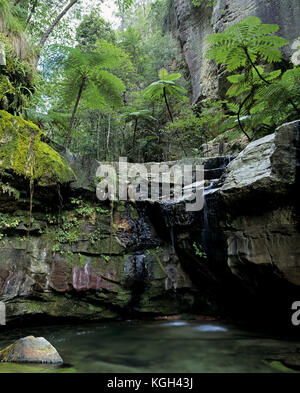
[0, 0, 299, 164]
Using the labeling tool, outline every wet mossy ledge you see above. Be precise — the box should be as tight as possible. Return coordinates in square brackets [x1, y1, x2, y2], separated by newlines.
[0, 110, 75, 187]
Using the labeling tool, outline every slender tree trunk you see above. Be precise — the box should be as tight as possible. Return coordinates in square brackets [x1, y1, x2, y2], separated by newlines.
[39, 0, 79, 49]
[96, 112, 101, 160]
[106, 112, 112, 157]
[163, 86, 174, 123]
[65, 75, 86, 148]
[26, 0, 38, 24]
[244, 48, 271, 85]
[133, 119, 138, 149]
[163, 87, 188, 156]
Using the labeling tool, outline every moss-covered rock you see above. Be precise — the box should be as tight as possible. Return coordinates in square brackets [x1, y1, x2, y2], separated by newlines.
[0, 110, 75, 186]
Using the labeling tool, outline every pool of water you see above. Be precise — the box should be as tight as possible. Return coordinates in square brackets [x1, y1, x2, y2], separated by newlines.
[0, 321, 298, 373]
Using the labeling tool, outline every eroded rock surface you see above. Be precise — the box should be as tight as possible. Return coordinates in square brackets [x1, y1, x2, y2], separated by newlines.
[0, 201, 195, 323]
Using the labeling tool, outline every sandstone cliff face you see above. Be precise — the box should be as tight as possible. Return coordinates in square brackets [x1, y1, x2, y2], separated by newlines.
[221, 120, 300, 281]
[168, 0, 300, 103]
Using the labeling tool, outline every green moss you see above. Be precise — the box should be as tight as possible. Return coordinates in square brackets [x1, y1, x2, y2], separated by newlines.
[0, 110, 75, 186]
[268, 361, 297, 373]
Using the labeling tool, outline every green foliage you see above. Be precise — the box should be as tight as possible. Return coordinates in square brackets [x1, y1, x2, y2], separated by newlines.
[76, 11, 116, 49]
[0, 181, 21, 199]
[245, 67, 300, 136]
[121, 109, 156, 123]
[166, 100, 229, 150]
[115, 0, 134, 13]
[60, 42, 128, 146]
[0, 0, 23, 32]
[193, 242, 207, 259]
[206, 17, 288, 72]
[143, 68, 187, 102]
[0, 34, 37, 115]
[63, 43, 125, 110]
[54, 216, 80, 246]
[0, 110, 75, 185]
[117, 27, 147, 78]
[71, 197, 109, 216]
[192, 0, 216, 7]
[0, 212, 21, 229]
[205, 16, 295, 141]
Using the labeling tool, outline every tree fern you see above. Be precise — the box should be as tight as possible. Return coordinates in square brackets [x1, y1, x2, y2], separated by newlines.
[143, 68, 187, 155]
[120, 108, 156, 149]
[206, 17, 288, 72]
[206, 17, 290, 140]
[61, 42, 126, 148]
[143, 68, 187, 122]
[253, 67, 300, 124]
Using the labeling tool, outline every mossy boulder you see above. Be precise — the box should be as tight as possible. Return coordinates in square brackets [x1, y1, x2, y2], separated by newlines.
[0, 336, 63, 364]
[0, 110, 75, 186]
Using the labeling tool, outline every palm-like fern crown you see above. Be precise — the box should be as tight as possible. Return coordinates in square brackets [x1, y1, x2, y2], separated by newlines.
[62, 41, 125, 110]
[206, 17, 288, 72]
[143, 68, 187, 100]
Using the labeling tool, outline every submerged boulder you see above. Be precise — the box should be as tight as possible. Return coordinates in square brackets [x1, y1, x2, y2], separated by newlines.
[0, 336, 63, 364]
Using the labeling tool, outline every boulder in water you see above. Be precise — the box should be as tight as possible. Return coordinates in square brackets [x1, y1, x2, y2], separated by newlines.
[0, 336, 63, 364]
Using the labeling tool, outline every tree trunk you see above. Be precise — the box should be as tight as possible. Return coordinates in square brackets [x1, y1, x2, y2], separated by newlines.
[39, 0, 79, 49]
[96, 112, 101, 160]
[106, 112, 112, 157]
[163, 87, 188, 156]
[65, 75, 86, 148]
[238, 92, 253, 142]
[132, 118, 138, 149]
[163, 86, 174, 123]
[26, 0, 38, 24]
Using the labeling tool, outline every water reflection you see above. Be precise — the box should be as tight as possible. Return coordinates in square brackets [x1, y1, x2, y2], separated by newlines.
[0, 321, 297, 373]
[193, 324, 228, 332]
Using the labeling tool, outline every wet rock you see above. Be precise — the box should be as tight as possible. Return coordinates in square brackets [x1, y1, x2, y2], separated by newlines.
[0, 201, 196, 323]
[0, 336, 63, 364]
[221, 120, 300, 205]
[219, 121, 300, 287]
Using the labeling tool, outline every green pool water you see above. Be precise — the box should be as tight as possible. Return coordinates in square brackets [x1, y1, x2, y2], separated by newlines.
[0, 321, 298, 373]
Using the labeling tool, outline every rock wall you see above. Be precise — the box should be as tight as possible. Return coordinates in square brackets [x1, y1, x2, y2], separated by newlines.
[205, 120, 300, 325]
[1, 120, 300, 327]
[0, 200, 195, 324]
[220, 120, 300, 288]
[168, 0, 300, 103]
